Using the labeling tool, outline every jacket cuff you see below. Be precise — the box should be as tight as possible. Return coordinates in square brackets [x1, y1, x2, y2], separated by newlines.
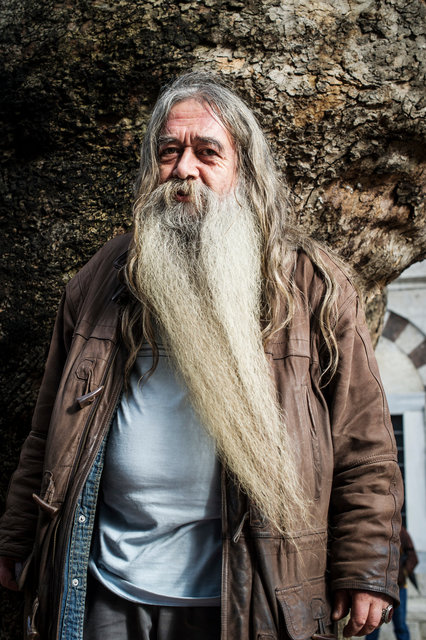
[330, 578, 400, 606]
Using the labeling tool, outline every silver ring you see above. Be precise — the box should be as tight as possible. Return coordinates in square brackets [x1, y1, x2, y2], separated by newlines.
[380, 604, 394, 624]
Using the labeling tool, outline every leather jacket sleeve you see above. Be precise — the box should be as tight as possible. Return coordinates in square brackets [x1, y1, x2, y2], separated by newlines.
[324, 293, 403, 601]
[0, 235, 128, 562]
[0, 289, 77, 561]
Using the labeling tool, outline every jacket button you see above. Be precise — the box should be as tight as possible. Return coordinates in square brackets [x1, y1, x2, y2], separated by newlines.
[78, 515, 86, 524]
[72, 578, 79, 587]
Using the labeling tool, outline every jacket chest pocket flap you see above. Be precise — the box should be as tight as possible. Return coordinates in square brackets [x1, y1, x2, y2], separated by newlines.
[71, 342, 112, 409]
[265, 337, 311, 361]
[75, 357, 104, 408]
[276, 577, 331, 640]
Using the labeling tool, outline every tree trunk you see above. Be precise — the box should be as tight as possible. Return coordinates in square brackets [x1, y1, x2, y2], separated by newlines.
[0, 0, 425, 636]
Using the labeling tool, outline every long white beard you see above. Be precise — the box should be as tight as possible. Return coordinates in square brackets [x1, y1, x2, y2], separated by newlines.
[128, 180, 310, 533]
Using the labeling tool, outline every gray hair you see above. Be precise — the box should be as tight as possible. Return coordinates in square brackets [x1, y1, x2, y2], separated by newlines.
[127, 71, 344, 385]
[135, 71, 289, 242]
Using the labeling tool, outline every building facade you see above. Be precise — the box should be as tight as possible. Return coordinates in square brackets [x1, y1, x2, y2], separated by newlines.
[375, 260, 426, 640]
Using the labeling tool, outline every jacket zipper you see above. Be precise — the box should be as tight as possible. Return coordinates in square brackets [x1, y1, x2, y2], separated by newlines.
[51, 341, 123, 639]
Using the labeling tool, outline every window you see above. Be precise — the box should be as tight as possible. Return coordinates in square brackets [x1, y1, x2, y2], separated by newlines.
[391, 414, 406, 528]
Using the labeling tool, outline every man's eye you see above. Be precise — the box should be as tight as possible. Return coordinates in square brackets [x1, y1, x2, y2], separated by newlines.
[160, 147, 178, 157]
[200, 148, 218, 157]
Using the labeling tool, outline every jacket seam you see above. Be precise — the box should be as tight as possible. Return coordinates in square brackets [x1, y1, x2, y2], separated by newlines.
[355, 322, 395, 447]
[336, 290, 357, 318]
[66, 277, 80, 324]
[28, 429, 48, 440]
[334, 453, 398, 474]
[330, 579, 399, 594]
[386, 465, 401, 592]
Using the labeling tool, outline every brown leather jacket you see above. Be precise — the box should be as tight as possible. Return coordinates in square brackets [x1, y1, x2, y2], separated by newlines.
[0, 234, 402, 640]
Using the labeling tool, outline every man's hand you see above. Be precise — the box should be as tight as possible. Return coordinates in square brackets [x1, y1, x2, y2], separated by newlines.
[332, 589, 393, 637]
[0, 556, 20, 591]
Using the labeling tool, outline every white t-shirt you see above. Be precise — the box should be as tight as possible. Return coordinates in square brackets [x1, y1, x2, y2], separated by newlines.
[89, 340, 222, 606]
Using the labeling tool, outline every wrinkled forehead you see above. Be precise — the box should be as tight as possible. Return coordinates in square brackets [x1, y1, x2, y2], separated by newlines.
[160, 97, 235, 145]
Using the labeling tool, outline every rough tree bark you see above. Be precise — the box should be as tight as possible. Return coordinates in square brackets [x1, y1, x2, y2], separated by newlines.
[0, 0, 425, 637]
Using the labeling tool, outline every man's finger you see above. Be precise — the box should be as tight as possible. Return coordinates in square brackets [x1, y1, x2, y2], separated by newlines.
[360, 600, 384, 636]
[331, 589, 350, 621]
[343, 592, 387, 637]
[343, 597, 370, 637]
[343, 592, 372, 637]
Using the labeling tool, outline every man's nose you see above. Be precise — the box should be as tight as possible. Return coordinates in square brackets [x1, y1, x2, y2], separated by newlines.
[172, 148, 199, 180]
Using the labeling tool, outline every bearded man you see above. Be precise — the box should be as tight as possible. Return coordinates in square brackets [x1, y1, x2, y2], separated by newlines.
[0, 72, 402, 640]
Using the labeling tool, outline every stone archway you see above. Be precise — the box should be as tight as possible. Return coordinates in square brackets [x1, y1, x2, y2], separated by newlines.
[381, 311, 426, 390]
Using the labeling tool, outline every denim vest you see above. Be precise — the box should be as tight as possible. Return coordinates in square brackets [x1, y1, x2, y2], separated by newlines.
[59, 441, 106, 640]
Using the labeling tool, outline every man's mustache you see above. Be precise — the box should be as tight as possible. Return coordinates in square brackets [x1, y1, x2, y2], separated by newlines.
[160, 179, 201, 204]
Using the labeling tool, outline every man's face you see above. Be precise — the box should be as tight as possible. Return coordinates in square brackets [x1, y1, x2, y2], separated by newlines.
[158, 98, 238, 199]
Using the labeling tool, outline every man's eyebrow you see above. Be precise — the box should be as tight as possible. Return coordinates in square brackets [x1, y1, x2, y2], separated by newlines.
[194, 136, 224, 152]
[157, 135, 224, 152]
[158, 135, 179, 147]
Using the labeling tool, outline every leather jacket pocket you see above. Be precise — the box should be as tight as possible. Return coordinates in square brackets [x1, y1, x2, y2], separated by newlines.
[276, 577, 331, 640]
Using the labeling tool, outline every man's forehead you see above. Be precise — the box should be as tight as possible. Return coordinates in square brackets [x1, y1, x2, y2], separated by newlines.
[160, 98, 233, 145]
